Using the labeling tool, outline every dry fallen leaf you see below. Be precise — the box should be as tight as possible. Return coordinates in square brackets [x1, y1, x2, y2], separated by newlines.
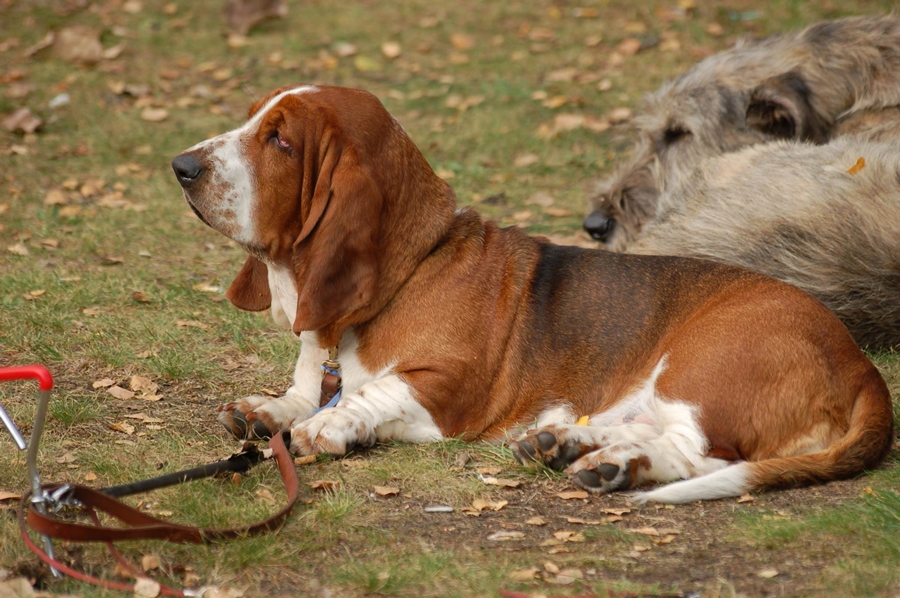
[481, 476, 521, 488]
[757, 569, 779, 579]
[131, 291, 152, 303]
[53, 26, 103, 65]
[0, 490, 23, 501]
[93, 378, 116, 389]
[566, 516, 602, 525]
[130, 375, 159, 395]
[373, 485, 400, 497]
[107, 385, 135, 400]
[7, 243, 29, 256]
[140, 108, 169, 122]
[631, 526, 660, 536]
[607, 107, 633, 123]
[599, 507, 631, 516]
[737, 494, 755, 504]
[475, 465, 502, 475]
[381, 41, 401, 59]
[508, 568, 539, 581]
[486, 530, 524, 541]
[83, 471, 98, 482]
[293, 455, 316, 466]
[526, 516, 547, 526]
[141, 554, 161, 572]
[2, 107, 42, 134]
[55, 452, 76, 464]
[556, 490, 589, 500]
[109, 421, 135, 435]
[310, 479, 341, 491]
[450, 33, 475, 50]
[616, 37, 642, 56]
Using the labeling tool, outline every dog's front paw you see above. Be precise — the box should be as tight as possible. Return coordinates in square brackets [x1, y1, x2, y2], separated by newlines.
[289, 409, 377, 457]
[217, 395, 284, 440]
[566, 450, 635, 495]
[510, 426, 593, 471]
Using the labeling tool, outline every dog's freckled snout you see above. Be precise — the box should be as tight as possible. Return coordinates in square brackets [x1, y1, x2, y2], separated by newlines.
[172, 153, 204, 188]
[584, 211, 616, 242]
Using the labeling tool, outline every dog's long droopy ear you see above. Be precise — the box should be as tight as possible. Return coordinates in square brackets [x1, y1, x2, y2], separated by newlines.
[746, 71, 830, 144]
[226, 256, 271, 311]
[291, 141, 382, 341]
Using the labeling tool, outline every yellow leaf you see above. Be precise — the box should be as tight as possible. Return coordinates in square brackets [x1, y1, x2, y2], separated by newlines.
[373, 485, 400, 496]
[847, 157, 866, 175]
[556, 490, 588, 500]
[109, 421, 135, 435]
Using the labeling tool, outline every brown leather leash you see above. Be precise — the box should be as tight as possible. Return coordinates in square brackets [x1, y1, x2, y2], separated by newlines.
[17, 432, 299, 596]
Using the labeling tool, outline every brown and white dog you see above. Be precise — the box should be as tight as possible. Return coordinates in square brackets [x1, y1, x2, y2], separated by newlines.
[172, 85, 894, 503]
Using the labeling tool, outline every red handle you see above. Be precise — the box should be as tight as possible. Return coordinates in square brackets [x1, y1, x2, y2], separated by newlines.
[0, 365, 54, 390]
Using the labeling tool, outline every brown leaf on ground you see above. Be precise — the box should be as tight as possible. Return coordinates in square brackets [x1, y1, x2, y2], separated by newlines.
[525, 516, 547, 526]
[631, 526, 660, 536]
[55, 452, 76, 464]
[225, 0, 287, 35]
[599, 507, 631, 515]
[107, 385, 135, 400]
[43, 189, 68, 206]
[450, 33, 475, 50]
[373, 485, 400, 497]
[616, 37, 642, 56]
[140, 108, 169, 122]
[141, 554, 161, 572]
[130, 375, 159, 395]
[381, 42, 401, 59]
[481, 476, 521, 488]
[176, 320, 210, 330]
[7, 243, 29, 256]
[566, 516, 602, 525]
[93, 378, 116, 389]
[475, 466, 502, 475]
[556, 490, 588, 500]
[2, 107, 42, 134]
[293, 455, 316, 466]
[508, 568, 539, 581]
[486, 530, 524, 541]
[0, 490, 22, 502]
[131, 291, 152, 303]
[53, 26, 103, 65]
[310, 479, 341, 491]
[109, 421, 136, 435]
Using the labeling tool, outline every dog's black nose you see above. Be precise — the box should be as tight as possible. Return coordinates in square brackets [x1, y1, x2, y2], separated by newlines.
[584, 212, 616, 242]
[172, 153, 204, 187]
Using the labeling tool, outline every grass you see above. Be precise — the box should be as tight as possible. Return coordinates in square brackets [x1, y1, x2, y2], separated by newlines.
[1, 0, 899, 596]
[739, 464, 900, 596]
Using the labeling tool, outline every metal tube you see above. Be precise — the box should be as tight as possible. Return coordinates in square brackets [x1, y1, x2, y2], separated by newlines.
[0, 403, 27, 450]
[25, 389, 60, 577]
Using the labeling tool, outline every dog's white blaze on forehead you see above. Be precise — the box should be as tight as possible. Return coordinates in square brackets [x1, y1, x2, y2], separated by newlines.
[184, 86, 320, 246]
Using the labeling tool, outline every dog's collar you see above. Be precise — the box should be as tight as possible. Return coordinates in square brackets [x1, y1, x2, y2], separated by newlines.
[314, 345, 342, 414]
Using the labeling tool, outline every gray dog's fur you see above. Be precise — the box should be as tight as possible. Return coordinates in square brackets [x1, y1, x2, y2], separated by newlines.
[586, 15, 900, 250]
[629, 133, 900, 349]
[582, 15, 900, 348]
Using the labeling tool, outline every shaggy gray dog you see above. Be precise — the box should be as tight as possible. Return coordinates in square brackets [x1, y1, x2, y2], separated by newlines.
[628, 132, 900, 349]
[585, 15, 900, 250]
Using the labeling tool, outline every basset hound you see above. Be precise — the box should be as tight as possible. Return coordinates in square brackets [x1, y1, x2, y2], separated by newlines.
[172, 85, 894, 503]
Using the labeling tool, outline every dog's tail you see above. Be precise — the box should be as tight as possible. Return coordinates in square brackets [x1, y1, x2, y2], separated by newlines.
[636, 369, 895, 504]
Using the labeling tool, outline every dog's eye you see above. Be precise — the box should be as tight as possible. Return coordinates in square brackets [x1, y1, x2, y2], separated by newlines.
[271, 132, 291, 151]
[662, 126, 691, 145]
